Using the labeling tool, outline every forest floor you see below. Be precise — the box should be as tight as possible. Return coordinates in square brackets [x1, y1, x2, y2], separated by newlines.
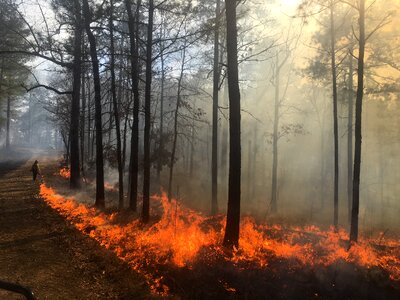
[0, 149, 157, 300]
[0, 149, 399, 300]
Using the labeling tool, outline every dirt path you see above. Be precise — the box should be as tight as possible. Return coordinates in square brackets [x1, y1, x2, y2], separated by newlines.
[0, 158, 155, 300]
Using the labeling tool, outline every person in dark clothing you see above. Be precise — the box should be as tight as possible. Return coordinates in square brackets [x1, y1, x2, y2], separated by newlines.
[31, 160, 41, 181]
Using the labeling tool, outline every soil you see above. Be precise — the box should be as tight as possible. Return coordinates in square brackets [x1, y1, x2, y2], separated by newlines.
[0, 149, 399, 300]
[0, 150, 157, 300]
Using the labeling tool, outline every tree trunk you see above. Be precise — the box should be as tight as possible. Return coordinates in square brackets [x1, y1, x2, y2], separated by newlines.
[271, 54, 280, 213]
[167, 43, 186, 201]
[223, 0, 241, 249]
[109, 0, 124, 209]
[157, 13, 166, 183]
[80, 60, 86, 174]
[347, 46, 354, 223]
[87, 74, 92, 161]
[189, 120, 195, 176]
[82, 0, 105, 208]
[330, 3, 339, 229]
[69, 0, 82, 189]
[211, 0, 221, 215]
[6, 97, 10, 149]
[142, 0, 154, 223]
[350, 0, 365, 243]
[125, 0, 141, 211]
[247, 139, 252, 202]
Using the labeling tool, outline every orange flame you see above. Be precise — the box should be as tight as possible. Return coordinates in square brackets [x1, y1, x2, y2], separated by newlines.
[39, 183, 400, 295]
[59, 167, 70, 179]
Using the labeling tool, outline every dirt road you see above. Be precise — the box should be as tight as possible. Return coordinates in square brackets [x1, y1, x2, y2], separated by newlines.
[0, 158, 154, 299]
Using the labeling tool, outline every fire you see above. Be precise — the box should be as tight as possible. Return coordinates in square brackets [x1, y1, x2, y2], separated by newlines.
[59, 167, 70, 179]
[39, 183, 400, 295]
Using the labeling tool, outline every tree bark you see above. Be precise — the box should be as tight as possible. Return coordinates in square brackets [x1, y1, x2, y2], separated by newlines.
[211, 0, 221, 215]
[109, 0, 124, 209]
[167, 43, 186, 201]
[330, 3, 339, 229]
[80, 58, 86, 174]
[271, 54, 280, 213]
[6, 97, 10, 149]
[70, 0, 82, 189]
[347, 46, 354, 223]
[125, 0, 141, 211]
[157, 13, 166, 183]
[142, 0, 154, 223]
[223, 0, 241, 249]
[82, 0, 105, 208]
[350, 0, 365, 243]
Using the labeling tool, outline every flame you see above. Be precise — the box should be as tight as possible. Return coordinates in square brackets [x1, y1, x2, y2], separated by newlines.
[59, 167, 70, 179]
[39, 182, 400, 295]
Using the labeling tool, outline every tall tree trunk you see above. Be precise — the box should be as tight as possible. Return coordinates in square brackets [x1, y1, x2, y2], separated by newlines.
[157, 13, 166, 183]
[6, 97, 10, 149]
[80, 62, 86, 174]
[271, 54, 280, 213]
[142, 0, 154, 223]
[223, 0, 241, 249]
[347, 46, 354, 223]
[87, 74, 92, 161]
[330, 3, 339, 229]
[247, 139, 252, 202]
[211, 0, 221, 215]
[167, 43, 186, 201]
[125, 0, 141, 211]
[220, 83, 229, 198]
[189, 120, 195, 176]
[82, 0, 105, 208]
[350, 0, 365, 243]
[70, 0, 82, 189]
[251, 124, 258, 200]
[109, 0, 124, 209]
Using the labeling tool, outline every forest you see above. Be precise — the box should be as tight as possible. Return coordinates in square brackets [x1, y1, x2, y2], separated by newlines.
[0, 0, 399, 299]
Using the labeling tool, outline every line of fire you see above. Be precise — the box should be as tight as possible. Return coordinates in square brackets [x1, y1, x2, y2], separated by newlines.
[0, 0, 399, 299]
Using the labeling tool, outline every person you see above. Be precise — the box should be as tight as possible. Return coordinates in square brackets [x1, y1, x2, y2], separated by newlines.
[31, 160, 41, 181]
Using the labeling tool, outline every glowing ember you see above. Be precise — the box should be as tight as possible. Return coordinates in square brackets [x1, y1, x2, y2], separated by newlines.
[59, 167, 70, 179]
[39, 183, 400, 295]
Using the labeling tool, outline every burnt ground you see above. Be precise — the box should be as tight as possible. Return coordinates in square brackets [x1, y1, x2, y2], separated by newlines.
[0, 149, 399, 300]
[0, 151, 158, 300]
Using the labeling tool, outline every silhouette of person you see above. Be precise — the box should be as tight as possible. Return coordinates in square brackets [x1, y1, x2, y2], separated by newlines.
[31, 160, 41, 181]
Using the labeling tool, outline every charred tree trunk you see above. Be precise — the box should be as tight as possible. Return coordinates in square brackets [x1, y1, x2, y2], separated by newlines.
[109, 0, 124, 209]
[167, 44, 186, 201]
[125, 0, 141, 211]
[80, 61, 86, 174]
[270, 54, 280, 214]
[330, 4, 339, 229]
[350, 0, 365, 243]
[82, 0, 105, 208]
[69, 0, 82, 189]
[223, 0, 241, 249]
[87, 74, 92, 161]
[211, 0, 221, 215]
[189, 121, 195, 176]
[142, 0, 154, 223]
[347, 46, 354, 223]
[220, 83, 229, 197]
[6, 97, 10, 149]
[157, 14, 166, 183]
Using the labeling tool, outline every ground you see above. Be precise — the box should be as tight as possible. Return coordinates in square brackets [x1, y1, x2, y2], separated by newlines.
[0, 151, 156, 300]
[0, 149, 399, 300]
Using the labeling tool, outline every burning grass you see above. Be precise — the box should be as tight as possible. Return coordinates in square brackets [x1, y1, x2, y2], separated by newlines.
[39, 181, 400, 296]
